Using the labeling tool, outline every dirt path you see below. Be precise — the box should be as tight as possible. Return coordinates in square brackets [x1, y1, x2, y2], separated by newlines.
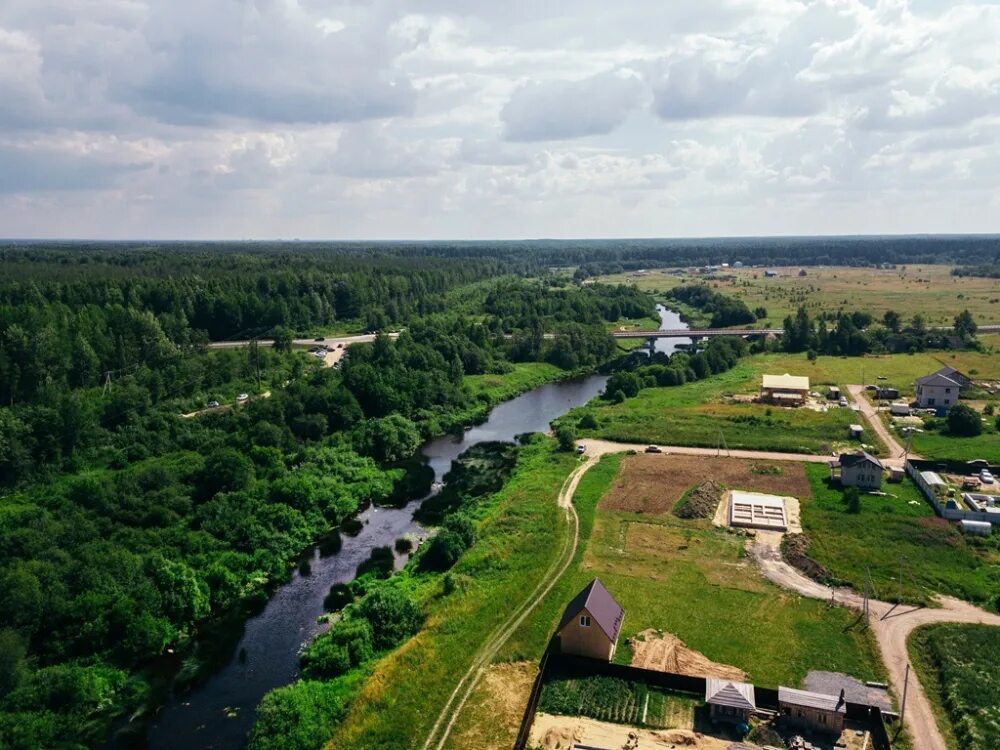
[846, 384, 918, 464]
[749, 532, 1000, 750]
[581, 438, 833, 464]
[424, 454, 597, 750]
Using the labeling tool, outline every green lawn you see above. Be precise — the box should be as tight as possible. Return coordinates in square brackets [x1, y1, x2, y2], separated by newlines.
[908, 424, 1000, 463]
[463, 362, 567, 402]
[504, 455, 884, 689]
[567, 361, 883, 455]
[909, 624, 1000, 750]
[800, 464, 1000, 607]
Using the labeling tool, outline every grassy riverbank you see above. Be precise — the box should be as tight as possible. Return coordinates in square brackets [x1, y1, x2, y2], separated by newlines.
[323, 438, 579, 749]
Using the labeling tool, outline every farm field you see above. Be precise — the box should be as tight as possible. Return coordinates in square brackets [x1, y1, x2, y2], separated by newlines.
[596, 265, 1000, 328]
[566, 360, 885, 455]
[502, 454, 884, 692]
[799, 464, 1000, 607]
[909, 623, 1000, 750]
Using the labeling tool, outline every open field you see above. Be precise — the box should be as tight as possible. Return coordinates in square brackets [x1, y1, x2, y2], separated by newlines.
[597, 265, 1000, 328]
[568, 360, 885, 455]
[463, 362, 567, 402]
[501, 455, 884, 691]
[905, 419, 1000, 463]
[600, 453, 811, 514]
[799, 464, 1000, 607]
[909, 623, 1000, 750]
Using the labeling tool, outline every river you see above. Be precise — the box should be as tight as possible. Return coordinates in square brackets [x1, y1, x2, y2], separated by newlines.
[141, 306, 687, 750]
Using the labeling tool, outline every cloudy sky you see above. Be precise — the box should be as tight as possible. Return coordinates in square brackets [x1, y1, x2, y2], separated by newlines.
[2, 0, 999, 239]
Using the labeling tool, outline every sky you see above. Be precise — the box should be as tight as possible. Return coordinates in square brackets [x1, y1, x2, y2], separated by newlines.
[1, 0, 999, 240]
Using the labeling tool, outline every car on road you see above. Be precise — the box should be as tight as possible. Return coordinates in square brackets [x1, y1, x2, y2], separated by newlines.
[236, 393, 249, 403]
[576, 444, 586, 454]
[838, 397, 848, 407]
[981, 469, 995, 484]
[207, 400, 220, 408]
[314, 337, 325, 342]
[645, 445, 662, 453]
[337, 343, 344, 348]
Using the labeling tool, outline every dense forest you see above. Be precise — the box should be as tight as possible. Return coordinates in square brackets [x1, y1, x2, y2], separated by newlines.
[0, 244, 656, 749]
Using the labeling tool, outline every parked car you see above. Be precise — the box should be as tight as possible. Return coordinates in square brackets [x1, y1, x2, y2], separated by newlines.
[314, 337, 325, 342]
[576, 444, 586, 454]
[337, 343, 344, 349]
[838, 397, 848, 407]
[236, 393, 249, 403]
[207, 400, 220, 408]
[981, 469, 995, 485]
[645, 445, 662, 454]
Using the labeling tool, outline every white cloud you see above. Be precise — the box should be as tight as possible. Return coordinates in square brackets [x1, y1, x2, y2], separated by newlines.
[0, 0, 997, 238]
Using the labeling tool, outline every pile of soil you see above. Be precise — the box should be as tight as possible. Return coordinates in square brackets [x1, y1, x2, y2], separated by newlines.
[781, 534, 832, 582]
[674, 480, 725, 519]
[630, 629, 748, 681]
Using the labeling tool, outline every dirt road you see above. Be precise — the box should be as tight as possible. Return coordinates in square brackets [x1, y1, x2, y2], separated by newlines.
[581, 438, 834, 464]
[846, 384, 918, 464]
[750, 532, 1000, 750]
[424, 454, 597, 750]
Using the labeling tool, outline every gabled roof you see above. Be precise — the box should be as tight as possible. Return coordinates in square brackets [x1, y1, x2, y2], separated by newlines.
[705, 679, 756, 710]
[558, 578, 625, 643]
[916, 367, 969, 389]
[762, 373, 810, 390]
[838, 451, 883, 470]
[779, 686, 846, 714]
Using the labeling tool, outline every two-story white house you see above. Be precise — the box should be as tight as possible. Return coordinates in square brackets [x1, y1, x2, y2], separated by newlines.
[915, 367, 971, 414]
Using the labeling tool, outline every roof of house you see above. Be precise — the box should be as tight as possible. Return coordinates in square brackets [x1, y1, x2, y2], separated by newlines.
[558, 578, 625, 643]
[917, 367, 970, 389]
[705, 679, 756, 711]
[838, 451, 883, 470]
[779, 686, 846, 714]
[762, 373, 810, 391]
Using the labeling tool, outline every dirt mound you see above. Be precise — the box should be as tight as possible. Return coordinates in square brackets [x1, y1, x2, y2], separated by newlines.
[781, 534, 832, 582]
[674, 480, 725, 519]
[630, 629, 748, 681]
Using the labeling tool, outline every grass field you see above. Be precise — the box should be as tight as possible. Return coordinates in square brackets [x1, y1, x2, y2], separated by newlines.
[909, 624, 1000, 750]
[596, 265, 1000, 328]
[566, 360, 884, 455]
[799, 464, 1000, 607]
[502, 455, 884, 690]
[324, 438, 579, 750]
[463, 362, 568, 403]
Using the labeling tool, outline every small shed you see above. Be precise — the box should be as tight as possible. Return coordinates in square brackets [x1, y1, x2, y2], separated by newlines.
[827, 386, 841, 401]
[848, 424, 864, 439]
[705, 679, 756, 724]
[888, 466, 905, 483]
[778, 687, 846, 734]
[961, 520, 992, 536]
[557, 578, 625, 662]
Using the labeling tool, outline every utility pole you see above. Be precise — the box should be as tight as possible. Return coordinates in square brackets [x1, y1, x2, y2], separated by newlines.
[101, 371, 112, 396]
[863, 565, 872, 627]
[900, 663, 910, 724]
[252, 337, 262, 393]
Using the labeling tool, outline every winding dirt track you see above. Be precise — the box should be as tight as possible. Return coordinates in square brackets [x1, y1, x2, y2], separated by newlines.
[751, 532, 1000, 750]
[421, 454, 597, 750]
[846, 383, 920, 464]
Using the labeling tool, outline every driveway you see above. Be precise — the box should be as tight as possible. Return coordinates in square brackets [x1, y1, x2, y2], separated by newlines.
[846, 384, 919, 465]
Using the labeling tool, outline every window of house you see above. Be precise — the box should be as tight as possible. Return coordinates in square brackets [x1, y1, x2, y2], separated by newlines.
[580, 615, 591, 627]
[946, 388, 951, 393]
[928, 398, 936, 405]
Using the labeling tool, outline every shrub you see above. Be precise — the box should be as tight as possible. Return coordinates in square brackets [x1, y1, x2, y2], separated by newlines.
[555, 425, 577, 452]
[301, 619, 374, 679]
[948, 403, 983, 437]
[248, 681, 347, 750]
[358, 588, 422, 650]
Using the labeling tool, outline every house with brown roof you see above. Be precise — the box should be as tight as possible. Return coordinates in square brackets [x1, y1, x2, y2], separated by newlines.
[705, 678, 756, 724]
[557, 578, 625, 661]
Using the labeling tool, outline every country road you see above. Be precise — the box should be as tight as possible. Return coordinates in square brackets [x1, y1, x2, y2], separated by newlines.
[751, 529, 1000, 750]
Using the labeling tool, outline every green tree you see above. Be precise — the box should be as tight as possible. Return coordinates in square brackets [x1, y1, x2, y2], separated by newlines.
[948, 403, 983, 436]
[844, 486, 861, 514]
[954, 309, 977, 338]
[555, 424, 577, 452]
[272, 326, 293, 353]
[355, 415, 422, 462]
[0, 629, 26, 697]
[883, 310, 901, 333]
